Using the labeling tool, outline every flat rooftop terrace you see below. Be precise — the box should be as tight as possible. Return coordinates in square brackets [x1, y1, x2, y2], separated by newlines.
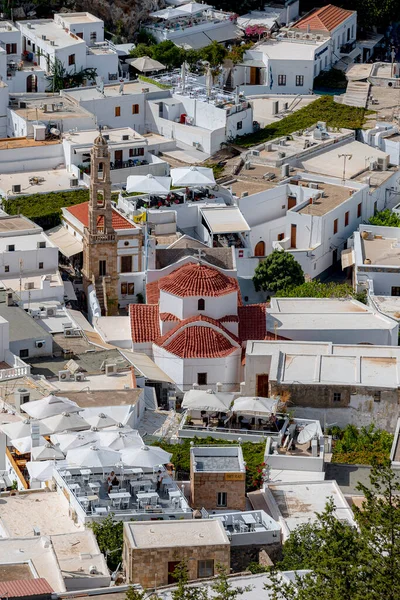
[65, 81, 162, 101]
[126, 519, 227, 548]
[0, 215, 39, 232]
[296, 182, 354, 216]
[0, 491, 82, 537]
[362, 236, 400, 266]
[0, 138, 60, 151]
[0, 169, 84, 197]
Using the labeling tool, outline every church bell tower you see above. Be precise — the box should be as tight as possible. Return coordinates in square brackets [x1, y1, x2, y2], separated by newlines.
[82, 131, 119, 316]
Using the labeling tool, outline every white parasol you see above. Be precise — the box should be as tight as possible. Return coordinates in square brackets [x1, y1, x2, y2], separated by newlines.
[50, 430, 98, 452]
[26, 460, 55, 482]
[21, 394, 80, 419]
[126, 174, 171, 194]
[84, 413, 117, 429]
[66, 445, 121, 468]
[149, 7, 186, 19]
[179, 2, 211, 15]
[182, 389, 234, 412]
[121, 445, 172, 468]
[127, 56, 166, 73]
[96, 430, 143, 450]
[39, 412, 90, 435]
[31, 443, 65, 461]
[231, 396, 279, 417]
[11, 435, 46, 454]
[0, 419, 47, 439]
[170, 166, 215, 187]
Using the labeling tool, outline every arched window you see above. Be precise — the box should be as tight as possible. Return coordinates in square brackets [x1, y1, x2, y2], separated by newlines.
[255, 241, 265, 257]
[198, 298, 205, 311]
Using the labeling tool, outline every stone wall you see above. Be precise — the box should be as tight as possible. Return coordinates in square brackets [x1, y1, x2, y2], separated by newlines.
[191, 472, 246, 511]
[230, 543, 282, 572]
[124, 538, 230, 587]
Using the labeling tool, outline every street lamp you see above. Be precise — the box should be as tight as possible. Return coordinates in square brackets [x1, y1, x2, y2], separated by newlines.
[338, 153, 352, 185]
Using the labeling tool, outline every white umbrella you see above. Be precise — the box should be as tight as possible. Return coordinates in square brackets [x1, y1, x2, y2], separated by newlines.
[66, 445, 121, 468]
[297, 422, 320, 445]
[126, 174, 171, 194]
[205, 64, 213, 98]
[84, 413, 117, 429]
[11, 435, 46, 454]
[26, 460, 55, 482]
[121, 445, 172, 468]
[50, 430, 98, 452]
[97, 430, 143, 450]
[127, 56, 165, 73]
[181, 61, 187, 92]
[182, 389, 234, 412]
[21, 394, 81, 419]
[0, 419, 47, 439]
[231, 396, 279, 417]
[179, 2, 211, 14]
[150, 7, 186, 18]
[39, 412, 89, 435]
[170, 166, 215, 187]
[31, 443, 65, 461]
[103, 423, 136, 434]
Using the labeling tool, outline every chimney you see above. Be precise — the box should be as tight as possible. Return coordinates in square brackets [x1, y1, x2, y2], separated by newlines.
[240, 381, 246, 395]
[215, 382, 222, 392]
[6, 292, 13, 307]
[14, 388, 30, 413]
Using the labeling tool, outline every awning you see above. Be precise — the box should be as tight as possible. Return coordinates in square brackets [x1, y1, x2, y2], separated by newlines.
[121, 350, 174, 383]
[341, 248, 355, 269]
[63, 280, 77, 302]
[46, 225, 83, 258]
[174, 23, 241, 50]
[201, 207, 251, 234]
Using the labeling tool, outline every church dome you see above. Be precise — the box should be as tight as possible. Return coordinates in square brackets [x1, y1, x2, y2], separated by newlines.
[159, 263, 238, 298]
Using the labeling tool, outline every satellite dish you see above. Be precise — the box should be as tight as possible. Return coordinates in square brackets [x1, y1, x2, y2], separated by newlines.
[297, 422, 319, 445]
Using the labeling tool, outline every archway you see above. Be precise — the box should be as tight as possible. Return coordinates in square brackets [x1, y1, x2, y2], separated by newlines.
[255, 241, 265, 257]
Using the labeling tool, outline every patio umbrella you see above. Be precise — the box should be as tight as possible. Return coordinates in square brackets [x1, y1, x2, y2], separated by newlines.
[97, 430, 143, 450]
[0, 419, 47, 439]
[50, 430, 98, 452]
[231, 396, 279, 417]
[21, 394, 81, 419]
[84, 413, 117, 429]
[181, 389, 235, 412]
[127, 56, 165, 73]
[170, 166, 215, 187]
[126, 174, 171, 194]
[181, 61, 188, 92]
[26, 460, 55, 482]
[150, 7, 186, 18]
[39, 412, 90, 435]
[121, 445, 172, 468]
[31, 443, 65, 461]
[103, 423, 136, 434]
[205, 64, 213, 98]
[66, 445, 121, 468]
[11, 435, 46, 454]
[179, 2, 211, 14]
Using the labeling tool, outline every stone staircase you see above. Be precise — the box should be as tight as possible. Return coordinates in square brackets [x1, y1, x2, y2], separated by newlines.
[94, 281, 105, 315]
[336, 80, 370, 108]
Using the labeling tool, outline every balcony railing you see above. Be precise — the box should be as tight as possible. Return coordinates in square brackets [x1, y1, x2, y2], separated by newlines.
[340, 41, 356, 54]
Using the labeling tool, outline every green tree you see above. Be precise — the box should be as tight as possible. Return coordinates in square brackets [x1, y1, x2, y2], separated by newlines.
[151, 41, 185, 69]
[46, 57, 97, 93]
[332, 424, 393, 465]
[126, 588, 155, 600]
[200, 41, 228, 67]
[170, 562, 208, 600]
[253, 250, 304, 293]
[89, 515, 123, 571]
[369, 209, 400, 228]
[210, 565, 253, 599]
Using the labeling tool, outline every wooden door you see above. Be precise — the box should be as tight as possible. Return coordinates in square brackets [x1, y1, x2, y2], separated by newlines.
[168, 562, 181, 584]
[254, 241, 265, 257]
[114, 150, 123, 165]
[257, 374, 269, 397]
[290, 224, 297, 248]
[288, 196, 296, 210]
[250, 67, 259, 85]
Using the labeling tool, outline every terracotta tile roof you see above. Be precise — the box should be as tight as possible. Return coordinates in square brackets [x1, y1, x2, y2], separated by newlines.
[157, 315, 241, 347]
[0, 579, 54, 597]
[66, 202, 135, 230]
[238, 304, 267, 342]
[160, 312, 181, 322]
[146, 280, 160, 304]
[159, 263, 239, 298]
[220, 314, 239, 323]
[294, 4, 354, 32]
[130, 304, 160, 343]
[162, 324, 238, 358]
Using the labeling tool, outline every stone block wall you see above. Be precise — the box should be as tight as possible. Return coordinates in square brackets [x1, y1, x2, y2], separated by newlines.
[230, 543, 282, 572]
[191, 472, 246, 511]
[124, 538, 230, 587]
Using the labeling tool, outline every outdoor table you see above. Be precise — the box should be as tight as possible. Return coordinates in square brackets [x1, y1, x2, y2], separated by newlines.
[89, 482, 100, 492]
[242, 514, 256, 525]
[124, 468, 143, 476]
[94, 506, 108, 515]
[137, 491, 159, 502]
[168, 489, 181, 500]
[108, 491, 131, 499]
[80, 469, 92, 476]
[69, 483, 81, 492]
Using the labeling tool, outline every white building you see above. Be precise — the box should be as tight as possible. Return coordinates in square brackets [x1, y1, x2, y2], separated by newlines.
[361, 122, 400, 166]
[233, 4, 357, 95]
[266, 297, 398, 345]
[17, 13, 121, 85]
[61, 201, 144, 307]
[144, 4, 241, 49]
[244, 339, 400, 430]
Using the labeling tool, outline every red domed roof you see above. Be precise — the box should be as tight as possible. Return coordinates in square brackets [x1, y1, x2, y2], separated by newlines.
[162, 325, 238, 358]
[159, 263, 238, 298]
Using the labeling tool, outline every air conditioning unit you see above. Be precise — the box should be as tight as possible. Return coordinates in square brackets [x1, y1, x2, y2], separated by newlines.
[309, 182, 319, 189]
[41, 34, 47, 40]
[24, 282, 35, 290]
[58, 370, 71, 381]
[75, 372, 85, 382]
[376, 157, 387, 171]
[35, 340, 46, 348]
[50, 40, 55, 46]
[105, 363, 117, 376]
[29, 309, 41, 318]
[19, 101, 27, 109]
[33, 526, 41, 536]
[64, 327, 81, 338]
[12, 184, 21, 193]
[251, 150, 260, 156]
[70, 178, 79, 187]
[46, 307, 56, 317]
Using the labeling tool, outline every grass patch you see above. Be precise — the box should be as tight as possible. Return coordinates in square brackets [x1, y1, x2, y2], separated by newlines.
[235, 95, 372, 148]
[204, 162, 225, 180]
[4, 189, 90, 230]
[138, 74, 172, 90]
[155, 437, 265, 492]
